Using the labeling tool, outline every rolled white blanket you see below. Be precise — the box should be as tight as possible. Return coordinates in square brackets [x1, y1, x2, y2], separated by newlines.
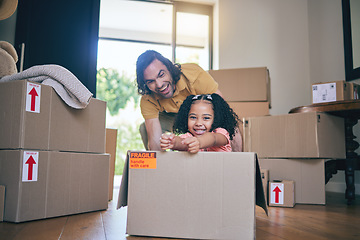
[0, 64, 93, 109]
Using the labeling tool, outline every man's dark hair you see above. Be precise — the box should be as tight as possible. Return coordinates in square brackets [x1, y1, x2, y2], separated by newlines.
[173, 93, 240, 140]
[136, 50, 182, 95]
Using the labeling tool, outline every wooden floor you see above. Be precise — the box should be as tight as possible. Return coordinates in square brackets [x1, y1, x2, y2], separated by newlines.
[1, 176, 360, 240]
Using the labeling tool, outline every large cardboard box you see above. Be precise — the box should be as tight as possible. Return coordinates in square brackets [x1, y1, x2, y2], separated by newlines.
[243, 112, 345, 158]
[259, 158, 326, 205]
[0, 150, 110, 222]
[228, 101, 269, 119]
[208, 67, 271, 105]
[312, 80, 360, 103]
[269, 180, 295, 207]
[118, 151, 267, 240]
[106, 128, 118, 201]
[0, 80, 106, 153]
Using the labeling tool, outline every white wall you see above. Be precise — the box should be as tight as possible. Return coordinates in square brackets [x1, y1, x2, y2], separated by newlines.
[215, 0, 360, 195]
[308, 0, 345, 84]
[307, 0, 360, 194]
[217, 0, 311, 116]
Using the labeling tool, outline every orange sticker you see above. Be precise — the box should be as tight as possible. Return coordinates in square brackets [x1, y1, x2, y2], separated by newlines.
[129, 152, 157, 169]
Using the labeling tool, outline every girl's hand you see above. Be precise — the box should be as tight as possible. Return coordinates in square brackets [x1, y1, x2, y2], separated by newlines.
[182, 137, 200, 154]
[160, 132, 175, 151]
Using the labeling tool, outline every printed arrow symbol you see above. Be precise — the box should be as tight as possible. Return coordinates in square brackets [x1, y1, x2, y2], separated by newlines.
[26, 156, 36, 180]
[273, 186, 282, 203]
[28, 87, 38, 111]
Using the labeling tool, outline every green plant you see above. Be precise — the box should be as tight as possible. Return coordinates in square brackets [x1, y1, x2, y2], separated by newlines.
[115, 122, 145, 175]
[96, 68, 139, 116]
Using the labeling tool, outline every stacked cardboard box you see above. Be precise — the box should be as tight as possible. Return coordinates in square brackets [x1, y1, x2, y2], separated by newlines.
[208, 67, 271, 119]
[106, 128, 118, 201]
[243, 111, 346, 205]
[0, 80, 110, 222]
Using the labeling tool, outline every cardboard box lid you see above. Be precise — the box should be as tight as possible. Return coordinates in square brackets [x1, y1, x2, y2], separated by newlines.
[118, 151, 267, 240]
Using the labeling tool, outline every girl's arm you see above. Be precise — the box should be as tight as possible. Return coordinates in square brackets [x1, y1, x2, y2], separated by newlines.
[160, 132, 229, 153]
[182, 132, 228, 153]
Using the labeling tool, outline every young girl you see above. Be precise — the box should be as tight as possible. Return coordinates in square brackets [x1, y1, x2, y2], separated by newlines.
[160, 93, 240, 153]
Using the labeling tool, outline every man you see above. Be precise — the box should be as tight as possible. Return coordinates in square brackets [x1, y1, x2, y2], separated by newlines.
[136, 50, 242, 151]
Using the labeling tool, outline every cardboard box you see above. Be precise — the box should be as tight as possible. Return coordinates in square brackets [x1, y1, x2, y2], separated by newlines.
[243, 112, 345, 158]
[208, 67, 271, 105]
[259, 158, 326, 205]
[312, 80, 360, 103]
[106, 128, 118, 201]
[0, 185, 4, 222]
[0, 150, 110, 223]
[269, 180, 295, 207]
[261, 169, 269, 205]
[0, 80, 106, 153]
[228, 101, 269, 119]
[118, 151, 267, 240]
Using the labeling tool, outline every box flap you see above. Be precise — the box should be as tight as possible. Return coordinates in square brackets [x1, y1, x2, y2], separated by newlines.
[255, 155, 268, 215]
[117, 150, 130, 209]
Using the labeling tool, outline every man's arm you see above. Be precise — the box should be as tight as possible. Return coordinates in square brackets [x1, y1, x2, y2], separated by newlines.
[145, 118, 163, 151]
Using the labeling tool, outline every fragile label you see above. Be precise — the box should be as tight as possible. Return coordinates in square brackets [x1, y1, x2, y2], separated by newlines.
[129, 152, 156, 169]
[26, 82, 41, 113]
[270, 182, 284, 205]
[312, 83, 336, 103]
[22, 151, 39, 182]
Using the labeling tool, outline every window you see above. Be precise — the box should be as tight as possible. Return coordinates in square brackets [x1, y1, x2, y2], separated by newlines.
[174, 1, 213, 69]
[98, 0, 213, 75]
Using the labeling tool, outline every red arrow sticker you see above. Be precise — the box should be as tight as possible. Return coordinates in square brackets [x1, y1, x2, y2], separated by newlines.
[26, 82, 41, 113]
[22, 151, 39, 182]
[270, 183, 284, 204]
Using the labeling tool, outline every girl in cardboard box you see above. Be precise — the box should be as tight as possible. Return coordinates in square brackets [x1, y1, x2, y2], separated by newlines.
[160, 93, 240, 153]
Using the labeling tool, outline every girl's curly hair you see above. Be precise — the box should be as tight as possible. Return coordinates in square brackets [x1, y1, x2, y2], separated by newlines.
[136, 50, 182, 95]
[173, 93, 240, 140]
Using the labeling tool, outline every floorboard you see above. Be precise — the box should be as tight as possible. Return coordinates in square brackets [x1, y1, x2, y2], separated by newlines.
[0, 175, 359, 240]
